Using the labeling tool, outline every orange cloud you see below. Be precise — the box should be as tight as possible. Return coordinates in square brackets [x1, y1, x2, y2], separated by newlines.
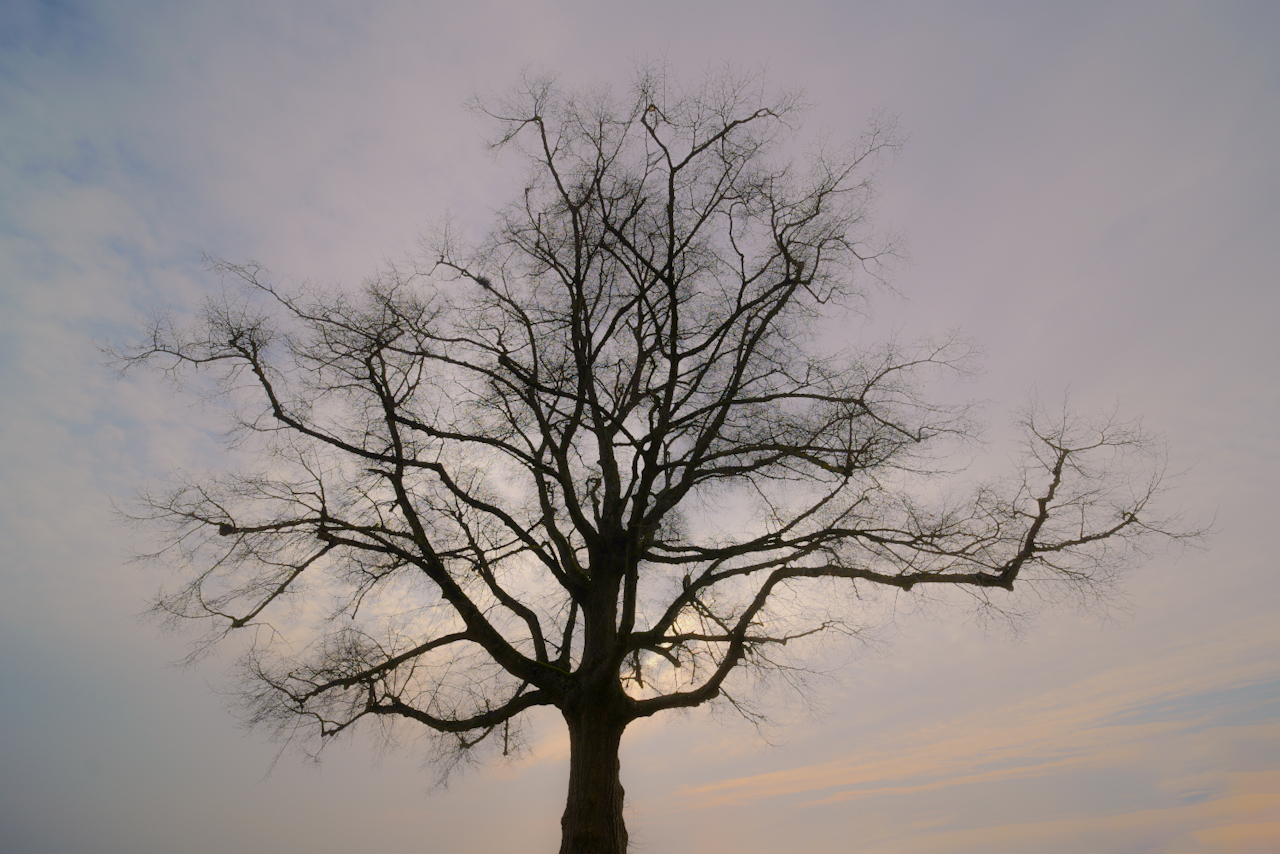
[636, 611, 1279, 849]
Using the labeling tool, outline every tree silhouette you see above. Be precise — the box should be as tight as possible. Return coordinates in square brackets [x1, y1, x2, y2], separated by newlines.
[120, 69, 1189, 854]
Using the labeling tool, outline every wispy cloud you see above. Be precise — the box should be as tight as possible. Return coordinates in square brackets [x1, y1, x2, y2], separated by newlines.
[859, 782, 1280, 854]
[637, 613, 1278, 850]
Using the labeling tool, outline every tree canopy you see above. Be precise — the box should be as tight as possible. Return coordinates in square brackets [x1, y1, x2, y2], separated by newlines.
[120, 68, 1189, 854]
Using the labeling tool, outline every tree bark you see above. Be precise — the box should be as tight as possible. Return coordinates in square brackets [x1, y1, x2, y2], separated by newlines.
[559, 707, 629, 854]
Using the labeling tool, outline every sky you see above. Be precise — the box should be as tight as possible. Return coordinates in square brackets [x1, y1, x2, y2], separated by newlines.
[1, 1, 1278, 852]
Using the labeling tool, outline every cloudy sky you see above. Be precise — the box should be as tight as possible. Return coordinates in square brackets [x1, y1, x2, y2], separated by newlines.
[2, 2, 1277, 852]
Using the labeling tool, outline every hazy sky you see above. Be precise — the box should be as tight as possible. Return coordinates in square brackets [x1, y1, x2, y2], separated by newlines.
[2, 2, 1278, 852]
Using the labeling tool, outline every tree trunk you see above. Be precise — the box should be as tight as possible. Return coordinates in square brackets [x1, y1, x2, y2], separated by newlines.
[559, 708, 629, 854]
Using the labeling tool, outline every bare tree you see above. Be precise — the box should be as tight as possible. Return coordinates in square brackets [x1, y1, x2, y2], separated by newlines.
[119, 68, 1190, 854]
